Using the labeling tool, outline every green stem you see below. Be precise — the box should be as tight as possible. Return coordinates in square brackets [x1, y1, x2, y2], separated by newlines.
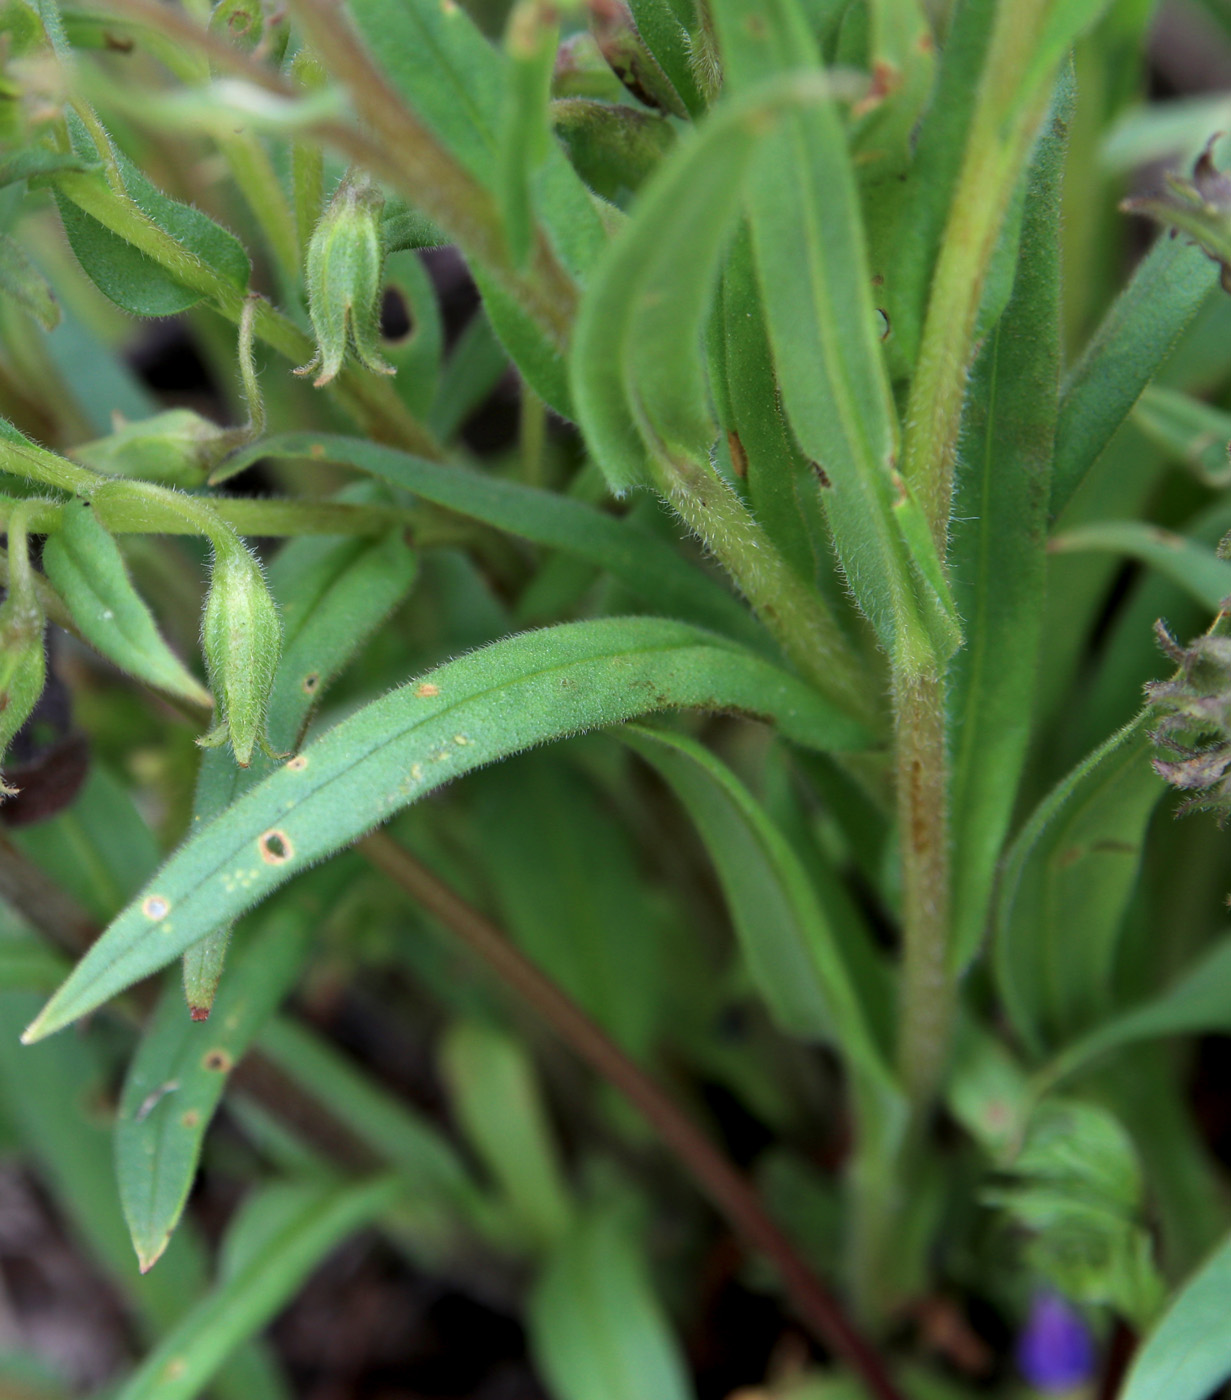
[893, 0, 1064, 1120]
[652, 452, 875, 728]
[893, 669, 953, 1111]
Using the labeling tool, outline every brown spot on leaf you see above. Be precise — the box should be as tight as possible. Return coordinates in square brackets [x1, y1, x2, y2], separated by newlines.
[181, 1110, 201, 1128]
[727, 430, 748, 479]
[301, 672, 320, 695]
[258, 829, 293, 864]
[202, 1049, 233, 1073]
[415, 682, 440, 698]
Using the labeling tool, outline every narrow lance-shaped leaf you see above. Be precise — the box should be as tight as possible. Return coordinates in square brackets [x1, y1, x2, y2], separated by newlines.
[440, 1020, 574, 1250]
[257, 1016, 480, 1213]
[1053, 235, 1218, 518]
[1132, 383, 1231, 488]
[711, 222, 826, 582]
[1041, 933, 1231, 1090]
[1050, 521, 1231, 614]
[116, 899, 321, 1273]
[499, 1, 560, 266]
[529, 1208, 695, 1400]
[1117, 1229, 1231, 1400]
[223, 433, 759, 646]
[709, 0, 957, 670]
[183, 520, 418, 1013]
[23, 617, 870, 1041]
[111, 1176, 401, 1400]
[880, 0, 996, 372]
[0, 993, 286, 1400]
[948, 76, 1068, 974]
[995, 717, 1165, 1055]
[42, 499, 212, 707]
[620, 725, 892, 1081]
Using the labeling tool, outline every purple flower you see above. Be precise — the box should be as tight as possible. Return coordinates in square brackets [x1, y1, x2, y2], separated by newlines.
[1016, 1292, 1096, 1392]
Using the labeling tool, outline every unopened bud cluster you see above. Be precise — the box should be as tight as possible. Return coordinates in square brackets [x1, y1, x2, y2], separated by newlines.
[1147, 610, 1231, 821]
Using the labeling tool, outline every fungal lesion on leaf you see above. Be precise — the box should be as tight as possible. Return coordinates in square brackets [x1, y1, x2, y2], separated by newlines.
[258, 829, 294, 863]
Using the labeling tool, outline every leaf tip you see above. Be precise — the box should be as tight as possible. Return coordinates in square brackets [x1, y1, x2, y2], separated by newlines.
[188, 1005, 210, 1022]
[19, 1011, 50, 1045]
[136, 1237, 169, 1274]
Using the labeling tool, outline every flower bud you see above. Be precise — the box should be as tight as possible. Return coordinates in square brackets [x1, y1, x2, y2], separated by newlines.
[200, 537, 281, 767]
[73, 409, 245, 488]
[295, 173, 393, 388]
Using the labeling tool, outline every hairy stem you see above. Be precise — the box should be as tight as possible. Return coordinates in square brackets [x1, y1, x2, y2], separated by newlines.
[360, 830, 904, 1400]
[653, 453, 877, 729]
[893, 0, 1064, 1121]
[894, 669, 953, 1111]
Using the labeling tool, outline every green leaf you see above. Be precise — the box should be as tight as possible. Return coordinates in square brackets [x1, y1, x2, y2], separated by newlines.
[879, 0, 995, 371]
[0, 994, 288, 1400]
[42, 499, 212, 707]
[1015, 0, 1114, 121]
[995, 717, 1165, 1055]
[344, 0, 606, 277]
[115, 901, 317, 1274]
[1050, 520, 1231, 612]
[1042, 933, 1231, 1088]
[111, 1176, 400, 1400]
[1117, 1229, 1231, 1400]
[627, 0, 708, 117]
[256, 1017, 479, 1216]
[0, 231, 58, 328]
[477, 754, 664, 1056]
[570, 75, 775, 493]
[712, 222, 826, 582]
[266, 524, 420, 753]
[10, 764, 159, 921]
[529, 1208, 695, 1400]
[1052, 235, 1217, 517]
[440, 1019, 573, 1250]
[182, 519, 418, 1008]
[499, 3, 559, 265]
[24, 617, 869, 1040]
[55, 114, 250, 317]
[948, 78, 1067, 973]
[620, 725, 890, 1078]
[709, 0, 956, 668]
[1132, 383, 1231, 487]
[228, 432, 756, 644]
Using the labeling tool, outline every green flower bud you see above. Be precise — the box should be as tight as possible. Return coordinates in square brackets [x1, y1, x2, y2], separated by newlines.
[200, 537, 281, 767]
[296, 173, 393, 388]
[73, 409, 248, 488]
[0, 508, 46, 798]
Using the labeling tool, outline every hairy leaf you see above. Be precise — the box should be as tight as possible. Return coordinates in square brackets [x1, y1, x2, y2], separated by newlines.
[24, 617, 869, 1040]
[995, 718, 1165, 1054]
